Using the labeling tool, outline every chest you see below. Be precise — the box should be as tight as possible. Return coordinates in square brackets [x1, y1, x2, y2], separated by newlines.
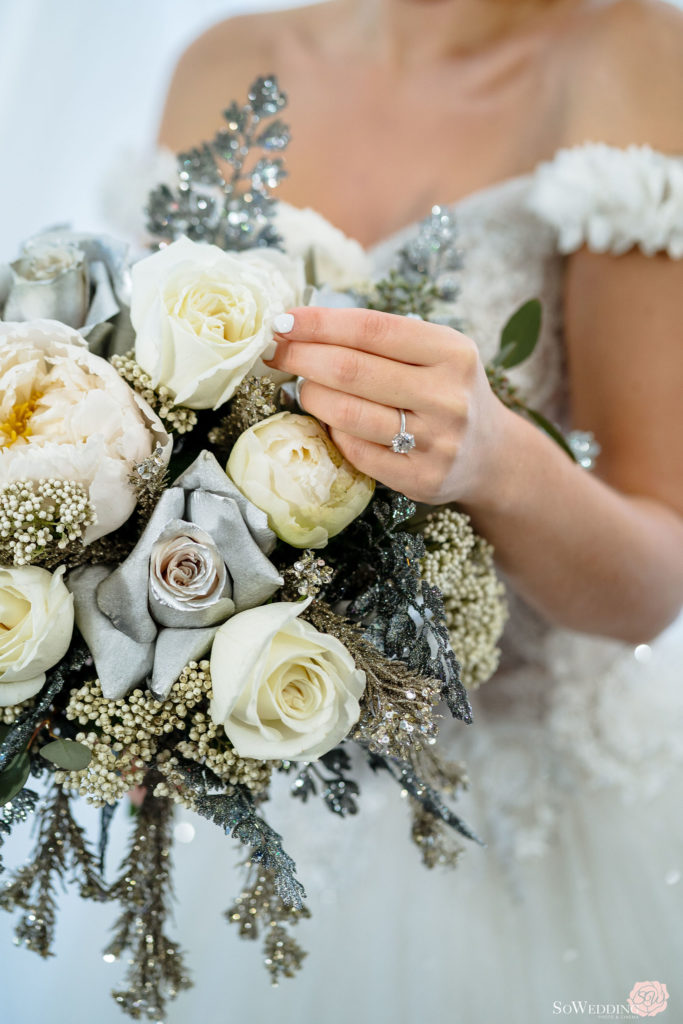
[269, 57, 564, 247]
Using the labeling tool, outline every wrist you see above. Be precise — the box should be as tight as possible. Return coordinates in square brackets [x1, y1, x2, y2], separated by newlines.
[462, 398, 529, 514]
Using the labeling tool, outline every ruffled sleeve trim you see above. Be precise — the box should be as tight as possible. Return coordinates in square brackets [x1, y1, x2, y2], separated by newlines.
[526, 142, 683, 258]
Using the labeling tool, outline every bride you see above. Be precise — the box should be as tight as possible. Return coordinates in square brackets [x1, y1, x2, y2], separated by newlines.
[2, 1, 682, 1022]
[155, 0, 683, 1019]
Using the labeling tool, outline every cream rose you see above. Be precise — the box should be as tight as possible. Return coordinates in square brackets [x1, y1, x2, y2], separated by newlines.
[273, 201, 372, 289]
[131, 235, 304, 410]
[0, 319, 170, 543]
[227, 412, 375, 548]
[0, 564, 74, 706]
[209, 598, 365, 760]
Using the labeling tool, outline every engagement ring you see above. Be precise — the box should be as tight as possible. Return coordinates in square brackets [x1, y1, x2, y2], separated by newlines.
[391, 409, 415, 454]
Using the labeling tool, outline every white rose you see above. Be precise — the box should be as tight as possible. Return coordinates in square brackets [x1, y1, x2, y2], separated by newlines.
[209, 598, 365, 760]
[0, 319, 170, 543]
[0, 564, 74, 705]
[227, 412, 375, 548]
[273, 201, 372, 289]
[131, 235, 305, 410]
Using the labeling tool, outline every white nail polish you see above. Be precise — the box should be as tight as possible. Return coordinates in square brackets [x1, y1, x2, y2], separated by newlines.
[273, 312, 295, 334]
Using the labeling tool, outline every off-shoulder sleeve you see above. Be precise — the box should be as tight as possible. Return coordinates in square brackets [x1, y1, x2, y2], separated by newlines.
[526, 142, 683, 259]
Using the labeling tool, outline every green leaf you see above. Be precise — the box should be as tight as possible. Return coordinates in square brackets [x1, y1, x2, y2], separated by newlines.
[524, 409, 577, 461]
[40, 738, 92, 771]
[493, 299, 542, 369]
[0, 727, 31, 805]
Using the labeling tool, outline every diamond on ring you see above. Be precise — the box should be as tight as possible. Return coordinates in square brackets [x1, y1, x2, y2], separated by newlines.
[391, 409, 416, 454]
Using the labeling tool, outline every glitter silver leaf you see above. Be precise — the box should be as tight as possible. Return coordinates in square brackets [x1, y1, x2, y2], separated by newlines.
[174, 759, 306, 910]
[368, 750, 484, 847]
[247, 76, 287, 118]
[145, 76, 291, 252]
[0, 639, 91, 773]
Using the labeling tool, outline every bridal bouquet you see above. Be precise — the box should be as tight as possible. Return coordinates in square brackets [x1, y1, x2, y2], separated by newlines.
[0, 77, 560, 1021]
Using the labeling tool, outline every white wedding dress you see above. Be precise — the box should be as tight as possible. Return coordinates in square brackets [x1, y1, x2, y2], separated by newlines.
[2, 142, 683, 1024]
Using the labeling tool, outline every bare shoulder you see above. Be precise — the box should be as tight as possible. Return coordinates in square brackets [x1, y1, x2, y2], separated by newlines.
[564, 0, 683, 152]
[157, 4, 328, 151]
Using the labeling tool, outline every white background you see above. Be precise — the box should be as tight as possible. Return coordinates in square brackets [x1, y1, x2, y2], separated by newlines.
[0, 0, 681, 259]
[0, 0, 304, 256]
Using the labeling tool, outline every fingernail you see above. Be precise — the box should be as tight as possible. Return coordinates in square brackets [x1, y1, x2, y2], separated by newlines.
[273, 312, 294, 334]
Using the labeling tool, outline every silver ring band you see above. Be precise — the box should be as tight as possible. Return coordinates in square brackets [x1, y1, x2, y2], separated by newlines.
[295, 375, 306, 406]
[391, 408, 416, 454]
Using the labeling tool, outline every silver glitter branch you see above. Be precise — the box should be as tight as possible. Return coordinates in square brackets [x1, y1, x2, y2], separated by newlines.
[367, 749, 485, 848]
[279, 746, 360, 817]
[226, 860, 311, 984]
[0, 637, 91, 773]
[106, 784, 192, 1020]
[0, 789, 39, 874]
[173, 759, 306, 911]
[146, 75, 289, 251]
[361, 205, 464, 325]
[0, 786, 106, 958]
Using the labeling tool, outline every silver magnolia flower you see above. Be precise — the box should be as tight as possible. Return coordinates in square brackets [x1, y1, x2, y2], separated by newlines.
[68, 450, 283, 699]
[0, 229, 133, 357]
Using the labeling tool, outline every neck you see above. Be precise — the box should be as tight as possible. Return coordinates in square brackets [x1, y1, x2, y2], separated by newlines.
[348, 0, 588, 67]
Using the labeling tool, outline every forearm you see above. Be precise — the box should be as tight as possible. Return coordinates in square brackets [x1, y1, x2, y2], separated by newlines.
[461, 407, 683, 643]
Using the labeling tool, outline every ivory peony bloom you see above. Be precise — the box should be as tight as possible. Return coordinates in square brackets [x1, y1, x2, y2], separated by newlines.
[131, 235, 304, 410]
[209, 598, 366, 760]
[0, 565, 74, 706]
[227, 412, 375, 548]
[0, 320, 170, 543]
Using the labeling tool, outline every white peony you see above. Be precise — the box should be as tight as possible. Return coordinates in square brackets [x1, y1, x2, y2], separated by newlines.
[131, 235, 305, 410]
[0, 564, 74, 706]
[273, 201, 372, 289]
[227, 412, 375, 548]
[0, 319, 170, 543]
[209, 598, 365, 760]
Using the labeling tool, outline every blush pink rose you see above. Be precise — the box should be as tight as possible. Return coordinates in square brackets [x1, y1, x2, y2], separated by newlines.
[628, 981, 670, 1018]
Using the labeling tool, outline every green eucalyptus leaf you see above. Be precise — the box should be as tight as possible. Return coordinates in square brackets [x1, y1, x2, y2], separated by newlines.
[40, 738, 92, 771]
[525, 408, 577, 460]
[0, 729, 31, 805]
[493, 299, 542, 369]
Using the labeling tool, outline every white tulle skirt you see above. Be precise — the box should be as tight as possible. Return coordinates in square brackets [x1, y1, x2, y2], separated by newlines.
[2, 617, 683, 1024]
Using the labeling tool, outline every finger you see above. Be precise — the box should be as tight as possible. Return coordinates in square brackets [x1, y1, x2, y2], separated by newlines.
[273, 306, 457, 365]
[265, 339, 427, 408]
[328, 427, 423, 497]
[299, 379, 423, 447]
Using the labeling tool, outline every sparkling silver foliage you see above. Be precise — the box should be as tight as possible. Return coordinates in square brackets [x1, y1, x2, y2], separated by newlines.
[0, 789, 39, 873]
[397, 204, 463, 302]
[176, 759, 306, 910]
[146, 76, 290, 251]
[367, 750, 485, 846]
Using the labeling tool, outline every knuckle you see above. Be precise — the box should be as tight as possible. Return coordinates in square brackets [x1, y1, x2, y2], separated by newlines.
[337, 392, 363, 434]
[457, 336, 480, 377]
[363, 310, 390, 346]
[304, 306, 326, 338]
[436, 430, 461, 464]
[331, 348, 361, 387]
[418, 464, 446, 504]
[334, 430, 363, 464]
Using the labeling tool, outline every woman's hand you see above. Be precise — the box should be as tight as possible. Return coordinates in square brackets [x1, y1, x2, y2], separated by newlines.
[265, 306, 509, 506]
